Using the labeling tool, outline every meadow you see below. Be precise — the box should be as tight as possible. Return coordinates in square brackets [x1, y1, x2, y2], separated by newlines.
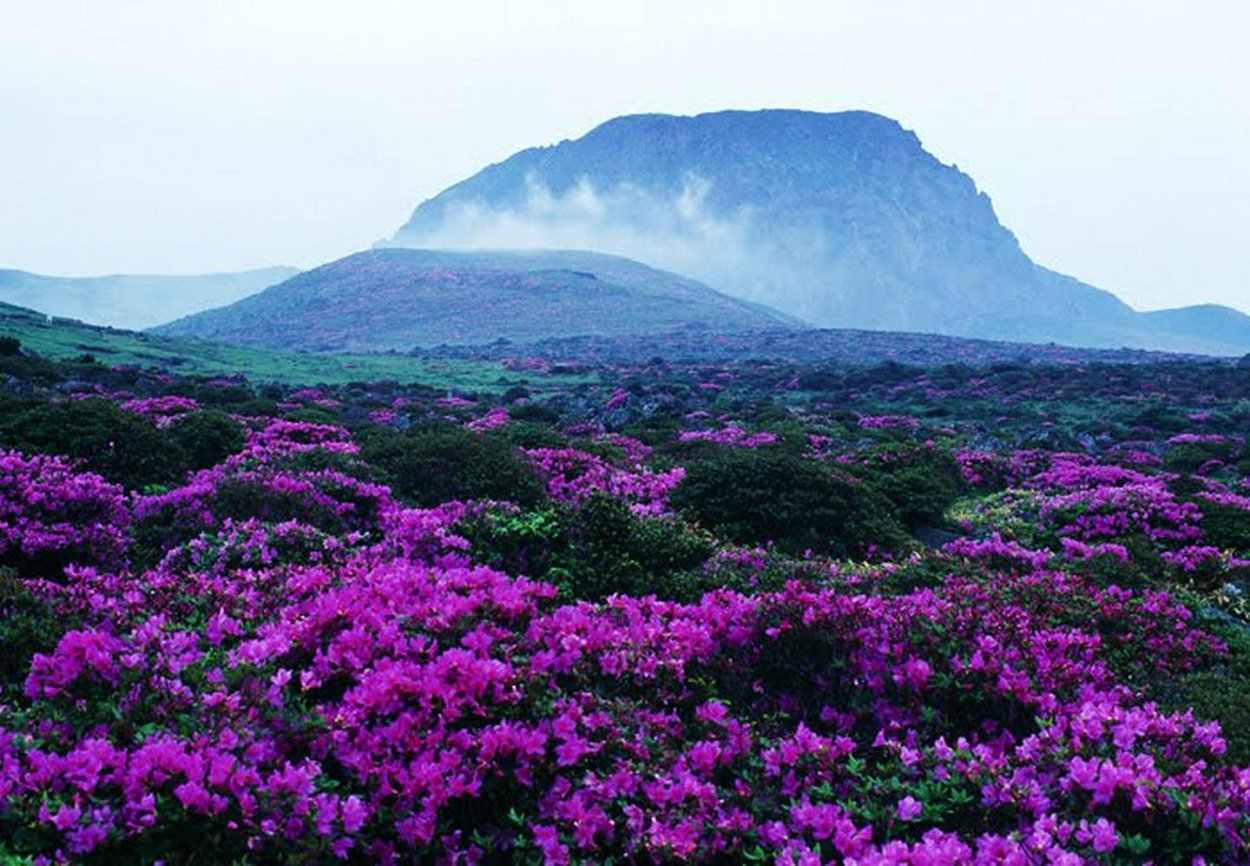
[2, 342, 1250, 864]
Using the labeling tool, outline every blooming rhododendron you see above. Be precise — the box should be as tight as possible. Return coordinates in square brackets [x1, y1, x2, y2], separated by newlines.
[2, 377, 1250, 864]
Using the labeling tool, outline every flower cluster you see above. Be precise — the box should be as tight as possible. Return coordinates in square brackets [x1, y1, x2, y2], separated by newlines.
[524, 447, 686, 516]
[677, 427, 779, 449]
[0, 449, 130, 573]
[2, 397, 1250, 864]
[118, 395, 201, 427]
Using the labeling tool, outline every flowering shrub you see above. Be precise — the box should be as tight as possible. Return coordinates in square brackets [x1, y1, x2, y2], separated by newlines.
[0, 537, 1245, 863]
[0, 450, 130, 574]
[858, 414, 920, 430]
[526, 447, 685, 516]
[677, 426, 779, 449]
[118, 395, 201, 427]
[132, 421, 390, 563]
[4, 358, 1250, 863]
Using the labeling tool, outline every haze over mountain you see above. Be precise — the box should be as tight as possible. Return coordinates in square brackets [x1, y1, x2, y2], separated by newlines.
[387, 109, 1250, 355]
[153, 248, 799, 352]
[0, 266, 298, 330]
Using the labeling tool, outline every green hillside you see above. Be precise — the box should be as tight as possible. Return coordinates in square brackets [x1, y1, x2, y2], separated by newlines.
[0, 301, 592, 391]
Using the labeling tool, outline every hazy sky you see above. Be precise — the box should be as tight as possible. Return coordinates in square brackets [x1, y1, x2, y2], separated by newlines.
[1, 1, 1247, 312]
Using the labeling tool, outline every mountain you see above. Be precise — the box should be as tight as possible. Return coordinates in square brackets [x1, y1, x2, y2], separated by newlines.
[0, 266, 299, 330]
[387, 109, 1250, 355]
[151, 248, 801, 351]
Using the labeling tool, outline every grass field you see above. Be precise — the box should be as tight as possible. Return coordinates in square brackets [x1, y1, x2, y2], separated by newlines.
[0, 301, 596, 391]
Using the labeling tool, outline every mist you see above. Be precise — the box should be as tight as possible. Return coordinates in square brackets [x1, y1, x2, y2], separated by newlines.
[390, 174, 837, 321]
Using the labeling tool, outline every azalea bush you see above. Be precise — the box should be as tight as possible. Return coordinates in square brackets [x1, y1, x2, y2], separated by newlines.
[0, 449, 130, 575]
[2, 353, 1250, 863]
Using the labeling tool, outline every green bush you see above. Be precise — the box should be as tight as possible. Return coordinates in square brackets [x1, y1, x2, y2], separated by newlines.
[166, 410, 246, 471]
[464, 496, 715, 602]
[0, 571, 76, 695]
[360, 424, 542, 507]
[670, 450, 910, 557]
[1167, 611, 1250, 763]
[283, 406, 340, 425]
[1165, 441, 1241, 474]
[856, 445, 963, 531]
[1198, 500, 1250, 554]
[497, 421, 567, 450]
[0, 398, 186, 489]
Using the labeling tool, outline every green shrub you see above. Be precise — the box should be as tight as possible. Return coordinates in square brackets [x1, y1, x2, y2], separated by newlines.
[670, 450, 910, 557]
[464, 496, 715, 602]
[1198, 500, 1250, 554]
[166, 410, 246, 471]
[1167, 611, 1250, 763]
[497, 421, 566, 450]
[856, 445, 962, 530]
[0, 398, 186, 489]
[361, 424, 542, 507]
[0, 571, 76, 695]
[1165, 441, 1241, 474]
[284, 406, 340, 425]
[508, 403, 560, 424]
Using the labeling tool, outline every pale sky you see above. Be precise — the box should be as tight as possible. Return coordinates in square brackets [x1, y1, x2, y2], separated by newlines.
[1, 0, 1247, 312]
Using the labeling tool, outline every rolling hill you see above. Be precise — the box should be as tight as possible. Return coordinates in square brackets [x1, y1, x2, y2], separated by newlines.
[0, 299, 591, 389]
[152, 248, 801, 351]
[0, 266, 298, 330]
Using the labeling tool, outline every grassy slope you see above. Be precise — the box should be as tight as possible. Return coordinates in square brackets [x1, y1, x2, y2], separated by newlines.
[153, 248, 801, 352]
[0, 302, 594, 391]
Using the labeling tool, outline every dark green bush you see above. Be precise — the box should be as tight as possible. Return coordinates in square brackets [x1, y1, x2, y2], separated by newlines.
[1198, 500, 1250, 554]
[670, 450, 910, 557]
[856, 445, 962, 531]
[508, 403, 560, 424]
[166, 410, 246, 471]
[360, 424, 542, 507]
[1165, 441, 1240, 474]
[0, 398, 186, 489]
[0, 571, 76, 695]
[497, 421, 567, 450]
[1166, 612, 1250, 763]
[284, 406, 340, 425]
[464, 496, 715, 602]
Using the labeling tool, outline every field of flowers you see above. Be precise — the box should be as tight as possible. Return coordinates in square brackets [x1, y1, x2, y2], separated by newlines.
[3, 349, 1250, 864]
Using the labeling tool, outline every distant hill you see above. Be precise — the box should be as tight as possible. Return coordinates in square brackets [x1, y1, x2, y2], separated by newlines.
[0, 266, 298, 330]
[387, 109, 1250, 355]
[152, 248, 801, 351]
[2, 297, 1219, 398]
[0, 298, 592, 389]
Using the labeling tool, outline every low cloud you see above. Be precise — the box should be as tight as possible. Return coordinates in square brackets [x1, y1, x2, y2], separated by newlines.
[393, 173, 829, 318]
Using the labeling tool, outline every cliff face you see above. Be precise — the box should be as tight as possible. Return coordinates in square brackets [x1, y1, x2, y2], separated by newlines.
[388, 109, 1250, 354]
